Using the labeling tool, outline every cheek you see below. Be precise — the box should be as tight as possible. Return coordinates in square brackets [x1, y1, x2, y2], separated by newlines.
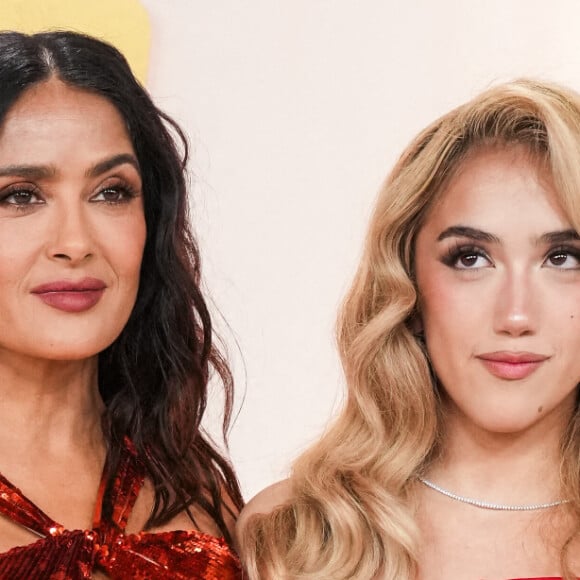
[0, 225, 43, 286]
[105, 212, 146, 282]
[421, 295, 471, 395]
[420, 270, 481, 343]
[556, 299, 580, 354]
[419, 274, 490, 388]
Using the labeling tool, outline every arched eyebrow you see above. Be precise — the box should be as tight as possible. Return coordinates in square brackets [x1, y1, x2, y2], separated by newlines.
[437, 226, 500, 243]
[0, 154, 140, 180]
[437, 225, 580, 245]
[539, 229, 580, 244]
[86, 153, 140, 177]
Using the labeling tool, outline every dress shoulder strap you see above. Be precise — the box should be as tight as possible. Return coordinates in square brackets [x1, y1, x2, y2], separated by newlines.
[0, 472, 61, 537]
[93, 437, 146, 534]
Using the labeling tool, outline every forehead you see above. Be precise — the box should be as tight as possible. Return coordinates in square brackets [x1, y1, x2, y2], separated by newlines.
[0, 78, 133, 161]
[420, 146, 571, 236]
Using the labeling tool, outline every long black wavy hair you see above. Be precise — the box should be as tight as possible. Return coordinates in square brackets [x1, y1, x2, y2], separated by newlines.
[0, 30, 243, 541]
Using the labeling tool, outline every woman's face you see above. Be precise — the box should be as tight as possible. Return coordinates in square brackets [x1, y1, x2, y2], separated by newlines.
[414, 146, 580, 434]
[0, 78, 146, 361]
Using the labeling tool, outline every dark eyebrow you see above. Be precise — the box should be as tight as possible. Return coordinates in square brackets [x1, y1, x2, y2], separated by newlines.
[437, 226, 500, 243]
[0, 164, 56, 179]
[437, 226, 580, 245]
[86, 153, 140, 177]
[0, 153, 140, 181]
[539, 229, 580, 244]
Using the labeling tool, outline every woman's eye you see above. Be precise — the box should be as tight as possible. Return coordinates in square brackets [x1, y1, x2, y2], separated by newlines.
[545, 249, 580, 269]
[92, 186, 134, 204]
[442, 246, 491, 270]
[0, 189, 42, 206]
[455, 252, 489, 269]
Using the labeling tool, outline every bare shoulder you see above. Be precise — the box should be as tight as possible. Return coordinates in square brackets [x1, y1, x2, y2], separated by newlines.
[235, 479, 293, 535]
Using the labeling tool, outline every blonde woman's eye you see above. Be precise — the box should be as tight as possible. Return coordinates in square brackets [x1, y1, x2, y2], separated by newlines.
[441, 246, 492, 269]
[545, 248, 580, 269]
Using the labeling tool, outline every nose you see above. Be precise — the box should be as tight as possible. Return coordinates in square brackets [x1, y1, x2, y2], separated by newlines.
[46, 203, 94, 265]
[493, 269, 537, 337]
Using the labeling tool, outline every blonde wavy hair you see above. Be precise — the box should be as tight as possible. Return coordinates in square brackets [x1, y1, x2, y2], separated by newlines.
[239, 79, 580, 579]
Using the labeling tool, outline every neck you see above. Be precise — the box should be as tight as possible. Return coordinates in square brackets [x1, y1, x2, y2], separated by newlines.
[427, 399, 574, 504]
[0, 350, 105, 456]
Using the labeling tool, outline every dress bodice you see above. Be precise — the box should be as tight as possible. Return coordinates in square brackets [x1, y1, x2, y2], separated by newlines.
[0, 439, 242, 579]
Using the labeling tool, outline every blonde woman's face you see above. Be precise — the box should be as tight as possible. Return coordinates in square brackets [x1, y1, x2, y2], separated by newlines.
[414, 146, 580, 434]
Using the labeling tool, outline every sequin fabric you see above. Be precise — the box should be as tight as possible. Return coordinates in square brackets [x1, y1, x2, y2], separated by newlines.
[0, 440, 242, 579]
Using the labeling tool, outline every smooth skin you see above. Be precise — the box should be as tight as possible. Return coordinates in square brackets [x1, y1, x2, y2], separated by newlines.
[0, 79, 229, 576]
[239, 146, 580, 579]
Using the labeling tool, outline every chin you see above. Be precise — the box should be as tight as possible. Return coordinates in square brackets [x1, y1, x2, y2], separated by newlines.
[21, 333, 119, 362]
[42, 349, 103, 362]
[468, 411, 548, 435]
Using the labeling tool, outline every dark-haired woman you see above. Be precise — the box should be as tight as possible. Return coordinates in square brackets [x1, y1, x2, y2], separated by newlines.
[0, 31, 243, 579]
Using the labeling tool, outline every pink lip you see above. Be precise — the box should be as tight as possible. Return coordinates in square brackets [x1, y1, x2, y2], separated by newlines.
[477, 351, 549, 380]
[30, 278, 106, 313]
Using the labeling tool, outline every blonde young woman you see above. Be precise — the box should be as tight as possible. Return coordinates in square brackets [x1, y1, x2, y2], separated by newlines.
[236, 79, 580, 579]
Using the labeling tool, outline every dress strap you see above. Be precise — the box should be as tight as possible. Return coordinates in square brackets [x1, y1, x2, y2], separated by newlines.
[0, 472, 60, 537]
[93, 437, 146, 534]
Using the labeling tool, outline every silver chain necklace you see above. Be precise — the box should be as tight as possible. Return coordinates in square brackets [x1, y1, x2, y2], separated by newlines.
[418, 477, 570, 511]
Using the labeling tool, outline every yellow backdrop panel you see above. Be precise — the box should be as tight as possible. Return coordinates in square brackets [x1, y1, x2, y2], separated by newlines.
[0, 0, 150, 83]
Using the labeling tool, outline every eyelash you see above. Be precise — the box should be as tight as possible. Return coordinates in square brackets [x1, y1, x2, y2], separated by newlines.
[0, 185, 43, 212]
[545, 245, 580, 268]
[441, 244, 489, 269]
[441, 243, 580, 270]
[91, 182, 139, 205]
[0, 180, 139, 211]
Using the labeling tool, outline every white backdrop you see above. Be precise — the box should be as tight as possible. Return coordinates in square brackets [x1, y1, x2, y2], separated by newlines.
[139, 0, 580, 498]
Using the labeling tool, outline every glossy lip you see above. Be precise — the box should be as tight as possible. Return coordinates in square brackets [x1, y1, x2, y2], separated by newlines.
[30, 277, 107, 313]
[476, 351, 549, 380]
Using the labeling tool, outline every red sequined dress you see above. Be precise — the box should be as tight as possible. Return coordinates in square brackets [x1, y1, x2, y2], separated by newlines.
[0, 439, 243, 579]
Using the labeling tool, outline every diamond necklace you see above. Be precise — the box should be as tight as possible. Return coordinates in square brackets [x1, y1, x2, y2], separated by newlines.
[418, 477, 570, 511]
